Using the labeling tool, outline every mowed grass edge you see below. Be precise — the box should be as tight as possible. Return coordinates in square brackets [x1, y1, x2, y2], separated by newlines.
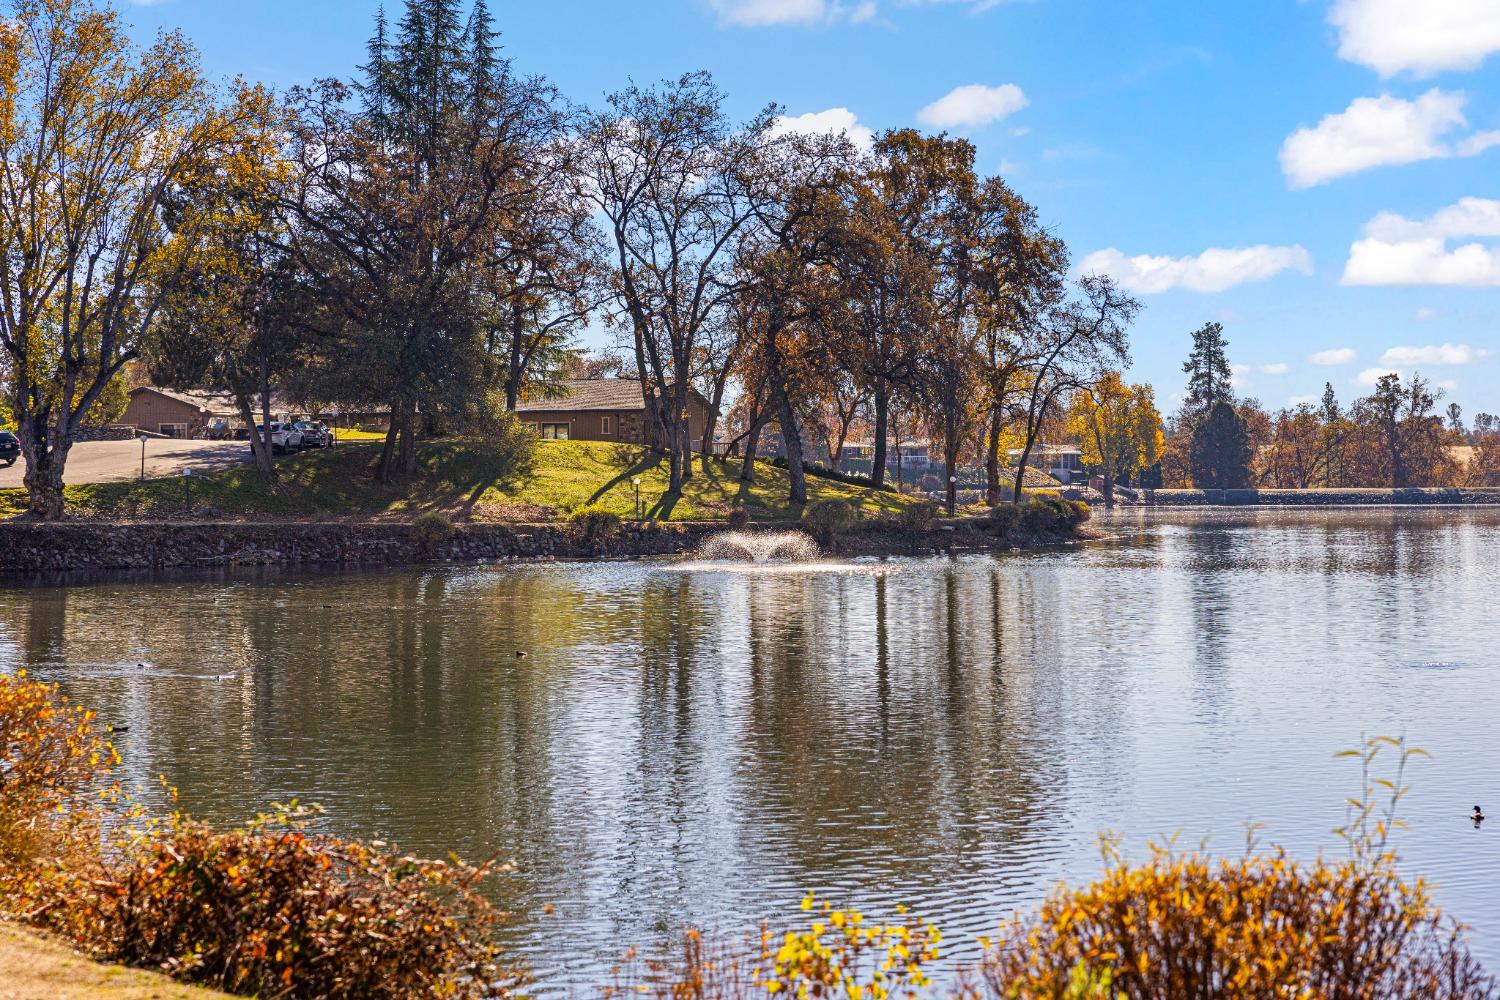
[0, 440, 916, 522]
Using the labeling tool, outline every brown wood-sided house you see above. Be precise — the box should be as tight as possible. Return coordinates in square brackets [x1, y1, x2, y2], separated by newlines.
[120, 387, 392, 437]
[516, 379, 715, 450]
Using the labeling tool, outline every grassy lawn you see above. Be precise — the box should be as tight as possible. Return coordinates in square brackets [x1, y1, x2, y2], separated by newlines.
[0, 439, 917, 522]
[0, 923, 233, 1000]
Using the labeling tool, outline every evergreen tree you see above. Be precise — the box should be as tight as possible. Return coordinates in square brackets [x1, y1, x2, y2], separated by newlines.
[1319, 381, 1340, 423]
[1182, 321, 1234, 416]
[358, 6, 392, 136]
[465, 0, 501, 112]
[1190, 400, 1253, 489]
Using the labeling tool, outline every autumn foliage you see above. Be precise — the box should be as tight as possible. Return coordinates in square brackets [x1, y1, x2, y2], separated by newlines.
[967, 844, 1492, 1000]
[0, 673, 523, 999]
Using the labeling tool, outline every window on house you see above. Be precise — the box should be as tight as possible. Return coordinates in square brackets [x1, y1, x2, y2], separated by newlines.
[600, 415, 612, 436]
[539, 423, 570, 440]
[159, 423, 188, 437]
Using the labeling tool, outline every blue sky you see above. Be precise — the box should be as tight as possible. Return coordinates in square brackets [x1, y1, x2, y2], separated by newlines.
[124, 0, 1500, 417]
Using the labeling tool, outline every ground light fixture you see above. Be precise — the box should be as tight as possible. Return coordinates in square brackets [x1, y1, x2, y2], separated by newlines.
[631, 476, 642, 519]
[138, 433, 149, 482]
[949, 474, 958, 516]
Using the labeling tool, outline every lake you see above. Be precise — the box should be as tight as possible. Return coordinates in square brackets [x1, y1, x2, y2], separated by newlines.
[3, 506, 1498, 987]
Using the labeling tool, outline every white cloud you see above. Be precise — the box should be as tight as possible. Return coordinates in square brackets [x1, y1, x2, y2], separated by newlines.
[1009, 126, 1031, 137]
[769, 108, 875, 153]
[1260, 363, 1290, 375]
[1380, 343, 1483, 365]
[1279, 90, 1499, 188]
[708, 0, 1000, 27]
[1342, 197, 1500, 286]
[709, 0, 828, 26]
[1415, 307, 1438, 321]
[1329, 0, 1500, 77]
[1343, 238, 1500, 285]
[917, 83, 1027, 129]
[1356, 366, 1401, 386]
[1363, 196, 1500, 241]
[1309, 347, 1357, 365]
[1077, 244, 1312, 294]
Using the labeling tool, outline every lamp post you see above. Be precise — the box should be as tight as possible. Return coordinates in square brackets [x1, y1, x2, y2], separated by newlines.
[138, 433, 149, 482]
[948, 474, 957, 517]
[631, 476, 642, 520]
[182, 467, 194, 511]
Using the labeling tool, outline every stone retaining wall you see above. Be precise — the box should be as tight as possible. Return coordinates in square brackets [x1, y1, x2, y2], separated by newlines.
[0, 520, 721, 575]
[1146, 487, 1500, 506]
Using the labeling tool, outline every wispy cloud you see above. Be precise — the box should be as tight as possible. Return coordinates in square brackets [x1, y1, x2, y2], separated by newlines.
[1380, 343, 1486, 365]
[916, 83, 1027, 129]
[1309, 348, 1357, 365]
[1078, 244, 1312, 294]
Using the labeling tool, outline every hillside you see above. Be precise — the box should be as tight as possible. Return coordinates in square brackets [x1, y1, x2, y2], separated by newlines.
[0, 440, 916, 522]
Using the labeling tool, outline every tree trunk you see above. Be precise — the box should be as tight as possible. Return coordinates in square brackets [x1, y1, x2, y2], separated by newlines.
[238, 397, 276, 483]
[505, 306, 525, 411]
[945, 447, 958, 516]
[1101, 469, 1115, 508]
[870, 384, 889, 488]
[18, 412, 67, 520]
[398, 404, 418, 480]
[741, 413, 767, 484]
[984, 408, 1004, 505]
[776, 385, 807, 506]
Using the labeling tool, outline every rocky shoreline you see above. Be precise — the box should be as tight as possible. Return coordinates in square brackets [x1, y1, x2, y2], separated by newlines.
[0, 518, 1074, 577]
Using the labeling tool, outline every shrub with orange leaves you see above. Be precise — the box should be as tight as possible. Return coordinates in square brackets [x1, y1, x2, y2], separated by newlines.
[966, 844, 1493, 1000]
[0, 670, 117, 872]
[967, 736, 1496, 1000]
[0, 673, 525, 999]
[54, 804, 522, 999]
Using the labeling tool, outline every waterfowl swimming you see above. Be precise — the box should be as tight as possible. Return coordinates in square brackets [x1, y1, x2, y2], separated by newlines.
[1473, 806, 1485, 823]
[515, 650, 528, 659]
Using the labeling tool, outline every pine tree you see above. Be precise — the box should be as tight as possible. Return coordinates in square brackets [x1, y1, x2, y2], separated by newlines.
[465, 0, 501, 113]
[1182, 321, 1233, 416]
[1190, 400, 1253, 489]
[1319, 381, 1340, 423]
[358, 6, 392, 136]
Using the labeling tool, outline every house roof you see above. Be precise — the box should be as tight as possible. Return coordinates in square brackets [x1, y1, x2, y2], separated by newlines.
[131, 386, 244, 414]
[516, 379, 651, 413]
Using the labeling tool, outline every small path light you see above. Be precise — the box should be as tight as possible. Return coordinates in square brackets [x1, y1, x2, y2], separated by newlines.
[631, 476, 643, 520]
[948, 474, 958, 516]
[138, 433, 149, 482]
[182, 467, 194, 511]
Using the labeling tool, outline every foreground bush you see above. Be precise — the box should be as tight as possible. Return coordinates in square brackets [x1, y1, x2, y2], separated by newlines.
[968, 842, 1493, 999]
[0, 672, 116, 872]
[569, 503, 623, 542]
[0, 674, 524, 1000]
[605, 895, 941, 999]
[58, 806, 517, 999]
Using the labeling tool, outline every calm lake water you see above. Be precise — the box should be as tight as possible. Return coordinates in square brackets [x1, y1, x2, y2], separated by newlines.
[3, 507, 1499, 986]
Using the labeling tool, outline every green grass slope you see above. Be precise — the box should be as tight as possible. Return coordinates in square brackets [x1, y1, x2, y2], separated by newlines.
[0, 440, 915, 522]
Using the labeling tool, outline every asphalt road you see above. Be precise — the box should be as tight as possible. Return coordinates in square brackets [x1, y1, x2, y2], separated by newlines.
[0, 439, 252, 488]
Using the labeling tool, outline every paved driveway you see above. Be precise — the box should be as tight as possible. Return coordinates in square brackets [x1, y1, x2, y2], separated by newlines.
[0, 439, 251, 487]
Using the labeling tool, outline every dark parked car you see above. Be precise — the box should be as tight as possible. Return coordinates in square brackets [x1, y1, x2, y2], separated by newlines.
[0, 431, 18, 467]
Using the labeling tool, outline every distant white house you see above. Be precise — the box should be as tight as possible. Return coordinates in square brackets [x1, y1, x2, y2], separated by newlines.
[1007, 444, 1084, 484]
